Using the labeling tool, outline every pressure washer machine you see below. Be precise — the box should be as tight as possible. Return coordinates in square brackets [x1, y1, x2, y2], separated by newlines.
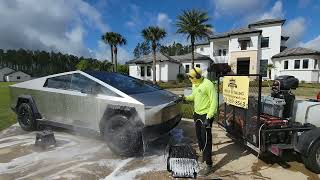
[217, 74, 320, 174]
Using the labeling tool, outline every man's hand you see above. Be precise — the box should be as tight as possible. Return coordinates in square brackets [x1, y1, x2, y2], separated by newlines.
[203, 118, 212, 128]
[179, 95, 186, 103]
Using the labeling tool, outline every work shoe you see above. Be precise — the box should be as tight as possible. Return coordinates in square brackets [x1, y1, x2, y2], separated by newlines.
[198, 165, 214, 176]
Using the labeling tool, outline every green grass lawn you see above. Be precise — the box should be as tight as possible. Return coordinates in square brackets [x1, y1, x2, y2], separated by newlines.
[0, 82, 16, 131]
[262, 87, 319, 99]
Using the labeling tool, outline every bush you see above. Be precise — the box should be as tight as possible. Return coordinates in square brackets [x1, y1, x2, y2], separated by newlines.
[177, 73, 185, 83]
[181, 103, 194, 119]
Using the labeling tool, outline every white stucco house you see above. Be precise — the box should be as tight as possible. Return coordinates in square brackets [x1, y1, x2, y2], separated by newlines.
[195, 18, 290, 80]
[127, 52, 212, 82]
[4, 71, 31, 82]
[0, 67, 31, 82]
[272, 47, 320, 82]
[0, 67, 15, 81]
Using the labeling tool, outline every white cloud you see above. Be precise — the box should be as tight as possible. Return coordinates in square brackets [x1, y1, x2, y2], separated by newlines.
[257, 0, 284, 20]
[124, 4, 141, 28]
[283, 17, 306, 47]
[300, 35, 320, 50]
[157, 13, 172, 30]
[298, 0, 312, 8]
[213, 0, 269, 17]
[0, 0, 109, 58]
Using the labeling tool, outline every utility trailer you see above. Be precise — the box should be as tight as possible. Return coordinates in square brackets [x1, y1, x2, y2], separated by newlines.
[217, 74, 320, 173]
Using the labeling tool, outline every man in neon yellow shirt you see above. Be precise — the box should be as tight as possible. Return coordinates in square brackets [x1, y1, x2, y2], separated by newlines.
[183, 67, 218, 176]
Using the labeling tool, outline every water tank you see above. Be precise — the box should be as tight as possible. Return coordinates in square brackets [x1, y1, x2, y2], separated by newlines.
[292, 100, 320, 127]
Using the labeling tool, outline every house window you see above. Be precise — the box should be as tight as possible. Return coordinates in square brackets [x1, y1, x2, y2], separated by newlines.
[315, 59, 318, 69]
[200, 47, 204, 51]
[140, 66, 145, 77]
[223, 49, 227, 56]
[196, 64, 200, 68]
[240, 41, 248, 50]
[261, 37, 269, 48]
[284, 60, 288, 69]
[303, 59, 309, 69]
[218, 49, 222, 56]
[260, 60, 268, 77]
[185, 64, 190, 73]
[294, 60, 300, 69]
[17, 76, 21, 80]
[147, 66, 151, 76]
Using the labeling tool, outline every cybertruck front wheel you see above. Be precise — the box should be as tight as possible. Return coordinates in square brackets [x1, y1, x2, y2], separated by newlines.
[103, 114, 143, 156]
[17, 103, 37, 131]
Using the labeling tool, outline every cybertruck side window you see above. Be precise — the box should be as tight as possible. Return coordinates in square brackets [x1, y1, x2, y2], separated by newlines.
[70, 73, 119, 97]
[44, 74, 72, 90]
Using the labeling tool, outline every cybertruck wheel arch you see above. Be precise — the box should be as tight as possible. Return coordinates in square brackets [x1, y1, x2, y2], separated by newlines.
[99, 105, 144, 156]
[99, 104, 143, 134]
[15, 95, 42, 119]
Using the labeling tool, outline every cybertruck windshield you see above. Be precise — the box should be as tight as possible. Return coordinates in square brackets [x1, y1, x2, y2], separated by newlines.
[86, 71, 161, 95]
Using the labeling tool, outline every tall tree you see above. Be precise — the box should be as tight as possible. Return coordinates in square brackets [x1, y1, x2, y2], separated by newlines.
[176, 9, 212, 68]
[133, 41, 152, 58]
[112, 33, 127, 72]
[101, 32, 117, 72]
[141, 26, 166, 84]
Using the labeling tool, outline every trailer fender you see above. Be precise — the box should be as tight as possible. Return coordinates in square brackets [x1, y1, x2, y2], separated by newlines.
[294, 127, 320, 156]
[15, 95, 42, 119]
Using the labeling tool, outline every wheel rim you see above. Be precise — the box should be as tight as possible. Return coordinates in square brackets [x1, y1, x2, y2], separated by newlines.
[316, 146, 320, 166]
[19, 107, 31, 127]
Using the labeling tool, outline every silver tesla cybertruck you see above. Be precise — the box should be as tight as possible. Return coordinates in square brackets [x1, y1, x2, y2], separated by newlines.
[9, 71, 182, 156]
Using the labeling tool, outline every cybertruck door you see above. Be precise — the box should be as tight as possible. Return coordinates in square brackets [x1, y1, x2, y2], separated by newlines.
[65, 73, 100, 130]
[42, 75, 70, 124]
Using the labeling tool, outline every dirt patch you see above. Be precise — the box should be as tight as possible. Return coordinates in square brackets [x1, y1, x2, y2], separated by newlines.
[137, 170, 170, 180]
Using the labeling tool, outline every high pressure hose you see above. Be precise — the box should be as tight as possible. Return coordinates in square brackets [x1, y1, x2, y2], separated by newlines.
[195, 119, 208, 153]
[257, 123, 265, 158]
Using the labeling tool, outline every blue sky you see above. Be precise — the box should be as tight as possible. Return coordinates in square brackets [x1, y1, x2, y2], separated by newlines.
[0, 0, 319, 63]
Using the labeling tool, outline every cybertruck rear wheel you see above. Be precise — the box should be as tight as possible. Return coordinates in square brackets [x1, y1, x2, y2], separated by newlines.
[103, 114, 143, 156]
[17, 103, 37, 131]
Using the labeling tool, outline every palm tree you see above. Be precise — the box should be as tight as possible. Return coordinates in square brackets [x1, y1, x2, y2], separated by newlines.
[176, 9, 212, 68]
[267, 64, 276, 79]
[113, 33, 127, 72]
[142, 26, 166, 84]
[101, 32, 117, 72]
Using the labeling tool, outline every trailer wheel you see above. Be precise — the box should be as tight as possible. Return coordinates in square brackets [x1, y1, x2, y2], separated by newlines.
[17, 103, 37, 131]
[302, 140, 320, 173]
[103, 114, 143, 156]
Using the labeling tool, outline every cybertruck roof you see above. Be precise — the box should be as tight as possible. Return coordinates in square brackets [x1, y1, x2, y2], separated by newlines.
[10, 71, 142, 105]
[11, 70, 178, 107]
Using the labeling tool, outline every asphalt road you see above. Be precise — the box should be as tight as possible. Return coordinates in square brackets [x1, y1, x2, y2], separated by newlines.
[0, 121, 319, 180]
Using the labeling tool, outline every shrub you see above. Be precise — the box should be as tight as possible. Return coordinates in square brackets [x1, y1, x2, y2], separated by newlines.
[181, 103, 194, 119]
[177, 73, 185, 83]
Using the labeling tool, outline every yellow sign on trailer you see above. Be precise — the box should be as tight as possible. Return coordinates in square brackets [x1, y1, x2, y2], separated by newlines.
[222, 76, 250, 109]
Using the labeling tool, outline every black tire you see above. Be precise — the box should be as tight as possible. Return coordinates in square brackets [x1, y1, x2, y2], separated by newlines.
[302, 140, 320, 173]
[103, 114, 143, 156]
[17, 103, 37, 131]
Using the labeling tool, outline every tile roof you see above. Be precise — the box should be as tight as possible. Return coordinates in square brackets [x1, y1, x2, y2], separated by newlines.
[127, 52, 211, 64]
[127, 52, 179, 64]
[171, 52, 212, 62]
[210, 28, 262, 39]
[248, 18, 285, 27]
[272, 47, 320, 58]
